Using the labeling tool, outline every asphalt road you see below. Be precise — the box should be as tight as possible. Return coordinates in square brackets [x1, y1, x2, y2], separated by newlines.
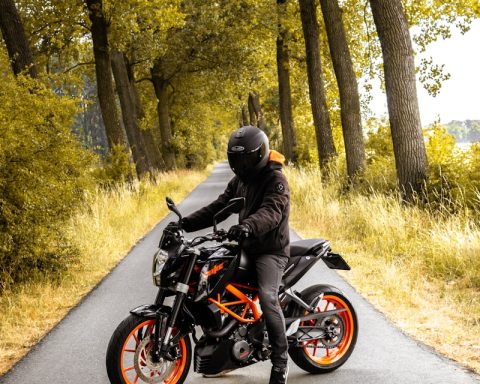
[1, 163, 478, 384]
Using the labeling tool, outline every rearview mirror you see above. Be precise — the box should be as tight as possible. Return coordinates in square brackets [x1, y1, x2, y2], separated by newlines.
[165, 196, 182, 221]
[213, 197, 245, 232]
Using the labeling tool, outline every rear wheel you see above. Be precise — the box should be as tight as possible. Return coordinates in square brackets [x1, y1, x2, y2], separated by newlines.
[289, 285, 358, 374]
[106, 314, 191, 384]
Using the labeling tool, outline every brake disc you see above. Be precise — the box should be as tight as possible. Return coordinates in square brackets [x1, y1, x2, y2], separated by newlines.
[318, 314, 345, 349]
[133, 336, 177, 383]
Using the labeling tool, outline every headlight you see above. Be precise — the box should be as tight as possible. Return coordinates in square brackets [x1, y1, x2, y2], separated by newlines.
[152, 249, 167, 286]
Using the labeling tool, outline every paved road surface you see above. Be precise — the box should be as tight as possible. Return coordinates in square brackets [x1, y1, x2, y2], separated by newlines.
[2, 163, 478, 384]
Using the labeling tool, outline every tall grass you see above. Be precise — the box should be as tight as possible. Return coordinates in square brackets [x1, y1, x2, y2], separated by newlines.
[0, 169, 207, 376]
[286, 167, 480, 373]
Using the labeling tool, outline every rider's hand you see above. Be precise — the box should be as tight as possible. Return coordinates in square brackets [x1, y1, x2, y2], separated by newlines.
[165, 221, 182, 232]
[227, 224, 252, 241]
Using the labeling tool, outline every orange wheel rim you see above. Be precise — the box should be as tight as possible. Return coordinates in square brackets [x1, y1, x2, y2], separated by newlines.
[302, 295, 354, 365]
[120, 320, 187, 383]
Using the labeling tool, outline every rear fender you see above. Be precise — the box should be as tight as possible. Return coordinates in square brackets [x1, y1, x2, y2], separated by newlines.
[290, 284, 343, 318]
[321, 252, 350, 270]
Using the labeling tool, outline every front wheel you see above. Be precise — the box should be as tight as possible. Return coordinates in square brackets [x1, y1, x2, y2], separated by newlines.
[106, 314, 191, 384]
[289, 285, 358, 374]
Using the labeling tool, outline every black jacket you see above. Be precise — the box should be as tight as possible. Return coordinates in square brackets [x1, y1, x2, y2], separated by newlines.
[182, 157, 290, 257]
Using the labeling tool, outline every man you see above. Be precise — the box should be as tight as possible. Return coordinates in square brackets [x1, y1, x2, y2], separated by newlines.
[169, 126, 290, 384]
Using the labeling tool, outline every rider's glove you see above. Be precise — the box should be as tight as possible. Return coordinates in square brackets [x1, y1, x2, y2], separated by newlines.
[227, 223, 252, 241]
[165, 221, 182, 233]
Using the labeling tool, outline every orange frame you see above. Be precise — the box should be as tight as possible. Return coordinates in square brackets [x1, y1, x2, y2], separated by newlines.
[208, 283, 261, 323]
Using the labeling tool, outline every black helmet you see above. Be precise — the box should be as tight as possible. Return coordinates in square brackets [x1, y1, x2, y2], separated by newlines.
[227, 126, 269, 181]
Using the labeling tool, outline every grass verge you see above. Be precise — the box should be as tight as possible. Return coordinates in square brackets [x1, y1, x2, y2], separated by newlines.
[287, 167, 480, 374]
[0, 168, 208, 376]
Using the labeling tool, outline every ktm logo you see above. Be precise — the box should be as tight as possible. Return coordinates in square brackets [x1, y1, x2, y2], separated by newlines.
[202, 262, 224, 278]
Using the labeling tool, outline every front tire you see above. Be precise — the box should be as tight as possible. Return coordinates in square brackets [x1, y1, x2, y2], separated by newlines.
[106, 314, 191, 384]
[289, 285, 358, 374]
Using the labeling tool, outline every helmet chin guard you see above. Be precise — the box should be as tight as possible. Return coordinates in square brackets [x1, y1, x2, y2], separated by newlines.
[227, 126, 270, 181]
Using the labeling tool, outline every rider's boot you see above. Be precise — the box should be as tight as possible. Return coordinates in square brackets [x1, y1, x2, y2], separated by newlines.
[268, 365, 289, 384]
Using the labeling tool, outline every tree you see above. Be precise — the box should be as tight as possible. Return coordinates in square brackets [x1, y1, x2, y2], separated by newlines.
[124, 57, 165, 171]
[84, 0, 127, 149]
[277, 0, 298, 162]
[248, 91, 267, 130]
[319, 0, 365, 179]
[370, 0, 428, 198]
[0, 0, 37, 77]
[111, 50, 150, 176]
[298, 0, 336, 170]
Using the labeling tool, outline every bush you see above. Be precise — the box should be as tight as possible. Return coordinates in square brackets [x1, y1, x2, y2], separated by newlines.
[0, 75, 97, 289]
[424, 124, 480, 212]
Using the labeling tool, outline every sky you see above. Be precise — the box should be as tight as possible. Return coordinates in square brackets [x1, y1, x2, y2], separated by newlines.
[369, 19, 480, 126]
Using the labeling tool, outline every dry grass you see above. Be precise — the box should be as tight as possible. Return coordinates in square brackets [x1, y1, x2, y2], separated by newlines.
[0, 169, 207, 376]
[286, 167, 480, 373]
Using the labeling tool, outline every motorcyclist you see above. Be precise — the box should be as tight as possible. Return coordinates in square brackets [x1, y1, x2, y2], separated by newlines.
[166, 125, 290, 384]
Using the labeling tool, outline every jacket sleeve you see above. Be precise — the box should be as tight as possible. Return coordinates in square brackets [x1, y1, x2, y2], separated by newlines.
[242, 172, 289, 237]
[182, 177, 238, 232]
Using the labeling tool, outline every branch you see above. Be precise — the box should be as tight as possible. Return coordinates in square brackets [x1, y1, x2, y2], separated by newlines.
[63, 61, 95, 73]
[363, 0, 374, 77]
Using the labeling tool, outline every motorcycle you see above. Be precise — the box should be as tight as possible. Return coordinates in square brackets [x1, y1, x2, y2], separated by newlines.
[106, 196, 358, 383]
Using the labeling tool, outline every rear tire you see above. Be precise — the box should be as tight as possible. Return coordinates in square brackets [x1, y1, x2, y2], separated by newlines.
[106, 314, 191, 384]
[289, 285, 358, 374]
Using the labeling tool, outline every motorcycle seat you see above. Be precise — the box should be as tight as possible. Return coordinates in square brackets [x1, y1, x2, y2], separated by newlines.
[289, 239, 329, 257]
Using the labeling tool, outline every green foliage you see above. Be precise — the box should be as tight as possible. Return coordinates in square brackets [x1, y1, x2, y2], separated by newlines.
[424, 124, 480, 211]
[0, 71, 97, 290]
[92, 145, 135, 185]
[360, 119, 480, 210]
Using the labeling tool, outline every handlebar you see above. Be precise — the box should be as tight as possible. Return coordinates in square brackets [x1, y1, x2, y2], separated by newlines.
[187, 229, 230, 247]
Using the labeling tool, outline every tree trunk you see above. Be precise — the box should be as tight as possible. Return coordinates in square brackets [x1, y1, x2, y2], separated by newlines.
[85, 0, 126, 149]
[248, 94, 257, 126]
[298, 0, 336, 170]
[241, 104, 249, 126]
[151, 62, 176, 170]
[320, 0, 366, 179]
[0, 0, 37, 77]
[124, 58, 165, 171]
[111, 50, 150, 177]
[248, 91, 267, 130]
[370, 0, 428, 198]
[277, 0, 298, 162]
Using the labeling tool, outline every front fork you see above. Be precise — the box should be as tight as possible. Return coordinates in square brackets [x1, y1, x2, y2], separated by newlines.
[151, 252, 198, 362]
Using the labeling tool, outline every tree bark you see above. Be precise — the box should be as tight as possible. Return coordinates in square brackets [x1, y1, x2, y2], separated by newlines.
[320, 0, 366, 179]
[111, 50, 150, 177]
[85, 0, 126, 149]
[0, 0, 37, 77]
[248, 94, 257, 126]
[241, 104, 249, 126]
[151, 61, 176, 170]
[248, 91, 267, 130]
[299, 0, 336, 170]
[277, 0, 298, 162]
[370, 0, 428, 198]
[125, 61, 165, 171]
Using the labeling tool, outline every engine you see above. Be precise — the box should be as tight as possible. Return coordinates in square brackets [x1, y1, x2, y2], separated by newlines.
[194, 324, 261, 375]
[231, 326, 251, 362]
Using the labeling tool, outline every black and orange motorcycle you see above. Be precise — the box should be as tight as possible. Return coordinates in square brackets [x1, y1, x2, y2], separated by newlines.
[106, 197, 358, 384]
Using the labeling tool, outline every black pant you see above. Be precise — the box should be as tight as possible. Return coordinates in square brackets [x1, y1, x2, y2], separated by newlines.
[254, 253, 289, 369]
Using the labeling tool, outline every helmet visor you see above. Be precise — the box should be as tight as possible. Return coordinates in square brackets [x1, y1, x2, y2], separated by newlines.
[227, 143, 266, 178]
